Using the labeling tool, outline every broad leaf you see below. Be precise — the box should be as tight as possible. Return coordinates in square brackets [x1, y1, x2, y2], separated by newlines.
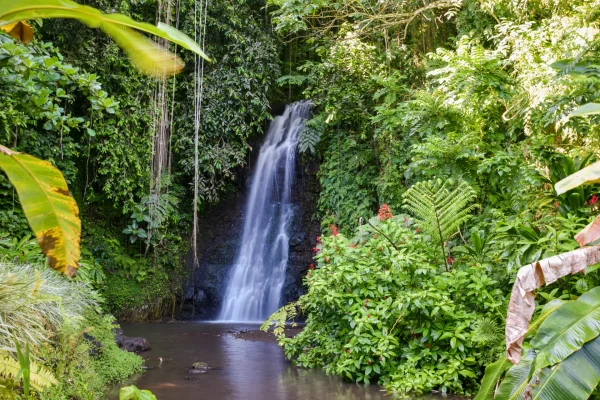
[495, 350, 535, 400]
[0, 21, 33, 43]
[0, 145, 80, 276]
[0, 0, 209, 76]
[555, 160, 600, 195]
[531, 335, 600, 400]
[505, 246, 600, 364]
[570, 103, 600, 117]
[530, 287, 600, 370]
[474, 356, 511, 400]
[575, 214, 600, 247]
[120, 385, 157, 400]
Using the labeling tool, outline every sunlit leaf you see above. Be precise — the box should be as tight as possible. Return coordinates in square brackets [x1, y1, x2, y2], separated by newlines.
[120, 385, 157, 400]
[0, 145, 80, 277]
[0, 0, 210, 76]
[0, 21, 33, 43]
[555, 161, 600, 195]
[570, 103, 600, 117]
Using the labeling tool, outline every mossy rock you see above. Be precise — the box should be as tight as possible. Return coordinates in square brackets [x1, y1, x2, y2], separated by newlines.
[192, 362, 209, 370]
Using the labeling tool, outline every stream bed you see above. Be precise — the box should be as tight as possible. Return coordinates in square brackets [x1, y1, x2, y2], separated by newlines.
[113, 322, 458, 400]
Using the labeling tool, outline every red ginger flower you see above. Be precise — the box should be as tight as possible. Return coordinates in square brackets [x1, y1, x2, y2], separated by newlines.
[377, 204, 393, 221]
[330, 224, 339, 236]
[591, 194, 599, 205]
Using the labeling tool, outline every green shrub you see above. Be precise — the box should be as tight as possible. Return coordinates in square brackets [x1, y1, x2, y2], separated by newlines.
[0, 261, 142, 399]
[271, 214, 506, 396]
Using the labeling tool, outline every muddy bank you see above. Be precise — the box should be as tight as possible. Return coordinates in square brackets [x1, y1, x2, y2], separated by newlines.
[232, 327, 303, 344]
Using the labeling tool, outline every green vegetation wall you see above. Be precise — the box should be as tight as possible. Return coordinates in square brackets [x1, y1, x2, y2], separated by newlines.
[0, 0, 282, 319]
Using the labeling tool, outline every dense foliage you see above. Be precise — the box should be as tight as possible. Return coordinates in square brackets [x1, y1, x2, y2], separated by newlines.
[263, 0, 600, 396]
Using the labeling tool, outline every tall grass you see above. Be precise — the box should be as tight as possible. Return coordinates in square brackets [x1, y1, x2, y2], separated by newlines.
[0, 261, 98, 355]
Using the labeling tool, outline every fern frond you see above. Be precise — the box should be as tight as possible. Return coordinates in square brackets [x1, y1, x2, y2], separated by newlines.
[0, 354, 20, 381]
[0, 353, 57, 391]
[403, 179, 477, 243]
[299, 117, 323, 154]
[28, 360, 57, 390]
[472, 318, 504, 345]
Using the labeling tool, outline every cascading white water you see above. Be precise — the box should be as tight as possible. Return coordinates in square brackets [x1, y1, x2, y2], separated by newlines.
[218, 101, 311, 322]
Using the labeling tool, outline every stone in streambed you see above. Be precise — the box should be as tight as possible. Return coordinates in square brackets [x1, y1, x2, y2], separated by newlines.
[191, 362, 209, 370]
[117, 335, 151, 352]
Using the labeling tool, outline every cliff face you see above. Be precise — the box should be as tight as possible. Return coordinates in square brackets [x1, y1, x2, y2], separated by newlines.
[180, 140, 320, 320]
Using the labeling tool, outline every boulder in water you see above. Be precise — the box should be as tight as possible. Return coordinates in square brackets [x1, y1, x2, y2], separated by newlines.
[117, 335, 151, 352]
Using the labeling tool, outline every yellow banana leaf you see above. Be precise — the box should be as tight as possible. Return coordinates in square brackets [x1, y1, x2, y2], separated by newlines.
[0, 21, 33, 43]
[0, 145, 80, 277]
[0, 0, 210, 76]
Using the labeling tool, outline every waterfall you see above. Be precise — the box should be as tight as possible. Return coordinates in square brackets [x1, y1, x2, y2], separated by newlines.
[218, 101, 311, 322]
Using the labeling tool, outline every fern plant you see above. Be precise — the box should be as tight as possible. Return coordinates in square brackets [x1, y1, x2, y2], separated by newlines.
[298, 117, 323, 155]
[472, 317, 504, 345]
[403, 179, 477, 270]
[0, 349, 57, 394]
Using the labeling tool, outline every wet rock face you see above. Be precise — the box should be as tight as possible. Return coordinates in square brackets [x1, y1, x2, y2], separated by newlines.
[179, 147, 320, 321]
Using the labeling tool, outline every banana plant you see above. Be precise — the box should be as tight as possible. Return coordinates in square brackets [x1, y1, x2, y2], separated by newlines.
[0, 0, 209, 75]
[0, 0, 209, 277]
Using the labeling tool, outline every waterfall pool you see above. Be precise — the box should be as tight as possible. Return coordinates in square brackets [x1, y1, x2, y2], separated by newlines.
[112, 322, 460, 400]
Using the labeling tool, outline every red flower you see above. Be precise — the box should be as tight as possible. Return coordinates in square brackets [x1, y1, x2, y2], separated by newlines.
[330, 224, 339, 236]
[553, 201, 559, 209]
[447, 256, 454, 264]
[590, 194, 599, 205]
[377, 204, 393, 221]
[316, 236, 321, 243]
[309, 264, 315, 270]
[313, 246, 318, 253]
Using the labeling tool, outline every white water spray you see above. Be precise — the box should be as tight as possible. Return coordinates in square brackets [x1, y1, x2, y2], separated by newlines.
[218, 101, 311, 322]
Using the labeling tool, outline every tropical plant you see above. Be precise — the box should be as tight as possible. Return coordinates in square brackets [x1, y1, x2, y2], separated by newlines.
[478, 287, 600, 400]
[403, 179, 477, 269]
[298, 116, 323, 155]
[120, 385, 157, 400]
[0, 0, 208, 76]
[268, 212, 505, 396]
[0, 261, 97, 355]
[0, 0, 209, 276]
[0, 347, 57, 395]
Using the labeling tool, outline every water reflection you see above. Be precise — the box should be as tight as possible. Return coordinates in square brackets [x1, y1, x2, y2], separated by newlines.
[115, 323, 456, 400]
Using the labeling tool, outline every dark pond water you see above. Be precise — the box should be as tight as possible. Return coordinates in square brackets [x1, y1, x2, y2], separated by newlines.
[112, 322, 458, 400]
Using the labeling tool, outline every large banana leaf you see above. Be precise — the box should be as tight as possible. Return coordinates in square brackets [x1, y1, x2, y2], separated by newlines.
[570, 103, 600, 117]
[555, 160, 600, 195]
[495, 350, 535, 400]
[505, 246, 600, 364]
[531, 335, 600, 400]
[0, 145, 80, 277]
[530, 286, 600, 371]
[474, 356, 512, 400]
[0, 0, 209, 76]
